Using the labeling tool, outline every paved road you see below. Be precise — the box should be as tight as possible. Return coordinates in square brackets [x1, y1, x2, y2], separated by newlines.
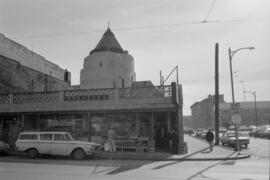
[0, 136, 268, 180]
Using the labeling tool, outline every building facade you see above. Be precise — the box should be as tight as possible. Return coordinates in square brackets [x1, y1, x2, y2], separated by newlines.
[0, 28, 184, 153]
[190, 95, 224, 129]
[219, 101, 270, 127]
[80, 28, 136, 89]
[191, 95, 270, 129]
[0, 33, 71, 82]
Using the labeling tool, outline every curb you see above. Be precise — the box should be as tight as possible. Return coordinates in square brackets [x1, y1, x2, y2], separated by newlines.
[98, 154, 251, 161]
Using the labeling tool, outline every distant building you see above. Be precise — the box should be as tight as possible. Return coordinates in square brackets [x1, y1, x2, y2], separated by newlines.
[191, 95, 270, 129]
[80, 28, 136, 89]
[183, 115, 193, 129]
[190, 95, 225, 129]
[219, 101, 270, 127]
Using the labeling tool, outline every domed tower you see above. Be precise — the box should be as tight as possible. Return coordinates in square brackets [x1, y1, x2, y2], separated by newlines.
[80, 27, 136, 89]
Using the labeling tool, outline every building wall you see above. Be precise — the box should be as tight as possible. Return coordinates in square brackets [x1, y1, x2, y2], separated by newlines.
[0, 33, 71, 82]
[80, 51, 136, 89]
[183, 115, 193, 129]
[191, 95, 224, 129]
[0, 55, 70, 93]
[219, 101, 270, 127]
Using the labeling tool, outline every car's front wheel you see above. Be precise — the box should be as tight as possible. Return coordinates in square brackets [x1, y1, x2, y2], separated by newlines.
[72, 148, 85, 160]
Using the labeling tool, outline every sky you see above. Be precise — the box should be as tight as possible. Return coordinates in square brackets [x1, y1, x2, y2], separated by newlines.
[0, 0, 269, 115]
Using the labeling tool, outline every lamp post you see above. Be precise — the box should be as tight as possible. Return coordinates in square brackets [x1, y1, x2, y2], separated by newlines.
[228, 46, 254, 152]
[244, 91, 258, 127]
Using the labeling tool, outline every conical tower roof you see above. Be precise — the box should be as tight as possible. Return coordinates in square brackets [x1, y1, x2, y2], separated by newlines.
[90, 27, 125, 54]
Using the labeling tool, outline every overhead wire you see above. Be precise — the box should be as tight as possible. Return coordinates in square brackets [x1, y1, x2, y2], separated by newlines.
[203, 0, 217, 22]
[11, 18, 270, 40]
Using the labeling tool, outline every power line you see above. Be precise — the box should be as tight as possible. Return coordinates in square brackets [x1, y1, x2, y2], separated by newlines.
[11, 18, 270, 40]
[203, 0, 217, 22]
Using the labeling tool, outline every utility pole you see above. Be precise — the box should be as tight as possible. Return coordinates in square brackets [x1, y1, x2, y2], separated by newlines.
[215, 43, 219, 145]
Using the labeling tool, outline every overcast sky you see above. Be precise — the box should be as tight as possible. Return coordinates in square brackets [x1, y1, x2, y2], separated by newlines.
[1, 0, 269, 115]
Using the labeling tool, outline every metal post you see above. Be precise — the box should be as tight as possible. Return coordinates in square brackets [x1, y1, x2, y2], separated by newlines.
[229, 48, 239, 152]
[229, 48, 235, 103]
[215, 43, 220, 145]
[254, 92, 258, 127]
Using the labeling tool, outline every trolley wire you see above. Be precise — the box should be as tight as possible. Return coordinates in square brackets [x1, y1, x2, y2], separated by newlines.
[11, 18, 270, 40]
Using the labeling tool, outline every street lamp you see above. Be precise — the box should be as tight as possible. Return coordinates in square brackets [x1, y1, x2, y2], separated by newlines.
[244, 91, 258, 127]
[228, 46, 255, 152]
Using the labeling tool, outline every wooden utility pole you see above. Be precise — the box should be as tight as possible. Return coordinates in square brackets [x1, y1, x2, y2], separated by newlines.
[215, 43, 220, 145]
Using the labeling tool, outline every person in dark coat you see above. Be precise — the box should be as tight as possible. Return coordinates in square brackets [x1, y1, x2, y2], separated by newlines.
[170, 130, 179, 154]
[205, 129, 214, 151]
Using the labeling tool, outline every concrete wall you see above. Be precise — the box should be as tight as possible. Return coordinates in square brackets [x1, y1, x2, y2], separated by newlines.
[0, 33, 71, 82]
[80, 51, 136, 89]
[0, 55, 70, 93]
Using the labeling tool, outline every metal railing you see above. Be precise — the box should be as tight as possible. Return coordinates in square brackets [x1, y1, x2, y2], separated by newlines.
[119, 85, 172, 99]
[0, 94, 9, 104]
[0, 85, 172, 104]
[13, 92, 60, 104]
[64, 88, 114, 101]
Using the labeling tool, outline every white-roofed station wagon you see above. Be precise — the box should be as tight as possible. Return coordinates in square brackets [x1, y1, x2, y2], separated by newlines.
[15, 131, 101, 160]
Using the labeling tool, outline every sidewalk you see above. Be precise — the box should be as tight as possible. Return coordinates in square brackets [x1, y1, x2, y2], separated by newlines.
[98, 135, 251, 161]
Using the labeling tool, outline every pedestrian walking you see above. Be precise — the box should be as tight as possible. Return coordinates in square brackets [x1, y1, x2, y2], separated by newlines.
[205, 129, 214, 152]
[107, 127, 116, 152]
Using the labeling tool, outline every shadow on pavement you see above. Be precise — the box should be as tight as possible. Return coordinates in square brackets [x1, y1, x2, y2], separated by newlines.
[107, 160, 153, 175]
[152, 147, 209, 170]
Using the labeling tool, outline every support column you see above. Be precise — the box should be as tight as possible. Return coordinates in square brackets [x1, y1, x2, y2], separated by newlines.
[151, 112, 155, 139]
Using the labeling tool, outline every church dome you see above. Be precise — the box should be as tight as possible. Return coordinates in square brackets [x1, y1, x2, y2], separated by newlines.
[90, 27, 125, 54]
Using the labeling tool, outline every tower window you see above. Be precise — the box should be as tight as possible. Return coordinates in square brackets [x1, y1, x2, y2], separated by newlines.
[99, 62, 102, 67]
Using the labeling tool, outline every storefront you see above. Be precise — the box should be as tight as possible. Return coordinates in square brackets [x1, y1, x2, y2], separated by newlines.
[0, 110, 177, 152]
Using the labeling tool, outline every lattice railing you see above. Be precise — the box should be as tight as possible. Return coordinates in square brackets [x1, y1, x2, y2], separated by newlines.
[0, 94, 9, 104]
[64, 89, 114, 101]
[119, 85, 172, 99]
[13, 92, 60, 104]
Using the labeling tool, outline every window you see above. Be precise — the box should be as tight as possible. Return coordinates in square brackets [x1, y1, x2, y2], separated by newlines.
[65, 133, 72, 141]
[53, 134, 65, 141]
[19, 134, 38, 140]
[99, 62, 102, 67]
[40, 134, 53, 141]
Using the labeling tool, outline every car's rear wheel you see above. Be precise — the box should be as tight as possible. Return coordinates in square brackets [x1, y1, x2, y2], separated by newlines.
[72, 149, 85, 160]
[27, 148, 38, 158]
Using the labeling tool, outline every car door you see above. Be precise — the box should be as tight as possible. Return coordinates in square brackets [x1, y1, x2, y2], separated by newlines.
[38, 133, 53, 154]
[51, 133, 69, 156]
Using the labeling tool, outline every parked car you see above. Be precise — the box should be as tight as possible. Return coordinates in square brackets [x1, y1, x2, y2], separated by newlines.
[220, 131, 250, 148]
[259, 128, 270, 139]
[15, 132, 101, 160]
[184, 129, 194, 135]
[0, 140, 9, 155]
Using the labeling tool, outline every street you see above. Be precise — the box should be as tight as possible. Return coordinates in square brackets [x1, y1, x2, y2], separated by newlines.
[0, 136, 268, 180]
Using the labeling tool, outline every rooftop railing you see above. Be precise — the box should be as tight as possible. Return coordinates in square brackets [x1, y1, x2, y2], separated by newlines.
[0, 85, 172, 104]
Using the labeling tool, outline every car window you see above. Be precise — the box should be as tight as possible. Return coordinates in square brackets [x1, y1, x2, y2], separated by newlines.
[40, 134, 53, 141]
[65, 133, 72, 141]
[53, 134, 65, 141]
[19, 134, 38, 140]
